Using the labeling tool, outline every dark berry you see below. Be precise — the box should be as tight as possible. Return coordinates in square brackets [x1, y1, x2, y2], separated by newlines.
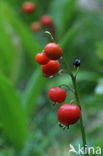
[73, 59, 80, 68]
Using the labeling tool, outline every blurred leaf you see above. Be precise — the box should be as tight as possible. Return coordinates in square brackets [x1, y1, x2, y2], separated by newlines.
[60, 24, 80, 50]
[0, 18, 23, 83]
[50, 0, 77, 38]
[0, 2, 41, 65]
[22, 67, 47, 117]
[0, 72, 27, 149]
[0, 17, 15, 77]
[95, 78, 103, 94]
[96, 41, 103, 60]
[87, 111, 103, 133]
[60, 0, 77, 36]
[50, 0, 66, 30]
[0, 7, 23, 83]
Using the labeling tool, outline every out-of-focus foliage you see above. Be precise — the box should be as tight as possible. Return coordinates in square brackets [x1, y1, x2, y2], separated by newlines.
[0, 72, 27, 149]
[0, 0, 103, 155]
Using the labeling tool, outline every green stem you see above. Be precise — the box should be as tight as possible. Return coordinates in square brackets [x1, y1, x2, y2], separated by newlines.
[62, 55, 73, 77]
[58, 84, 74, 94]
[62, 57, 88, 156]
[72, 76, 88, 156]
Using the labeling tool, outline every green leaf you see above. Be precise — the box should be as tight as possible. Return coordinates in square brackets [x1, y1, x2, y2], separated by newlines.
[60, 0, 77, 35]
[96, 41, 103, 60]
[50, 0, 66, 31]
[0, 7, 23, 83]
[50, 0, 77, 38]
[0, 72, 27, 149]
[60, 24, 80, 50]
[22, 67, 47, 117]
[0, 17, 15, 77]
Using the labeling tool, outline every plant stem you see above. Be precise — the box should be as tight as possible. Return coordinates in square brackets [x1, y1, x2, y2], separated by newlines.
[62, 55, 73, 77]
[62, 57, 88, 156]
[44, 31, 54, 42]
[72, 76, 88, 156]
[58, 84, 74, 94]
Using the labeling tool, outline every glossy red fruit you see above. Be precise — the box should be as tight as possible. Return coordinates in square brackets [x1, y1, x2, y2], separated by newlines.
[40, 15, 53, 27]
[31, 22, 41, 32]
[42, 60, 60, 76]
[22, 2, 35, 13]
[35, 52, 50, 65]
[48, 87, 66, 103]
[44, 42, 62, 60]
[58, 104, 81, 125]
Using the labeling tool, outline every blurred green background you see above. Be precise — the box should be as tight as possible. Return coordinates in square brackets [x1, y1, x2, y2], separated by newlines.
[0, 0, 103, 155]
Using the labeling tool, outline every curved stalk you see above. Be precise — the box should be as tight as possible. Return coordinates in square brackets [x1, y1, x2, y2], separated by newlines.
[58, 84, 74, 94]
[62, 57, 88, 156]
[44, 31, 54, 42]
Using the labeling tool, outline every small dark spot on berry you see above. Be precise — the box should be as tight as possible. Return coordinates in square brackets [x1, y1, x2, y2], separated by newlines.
[73, 59, 80, 68]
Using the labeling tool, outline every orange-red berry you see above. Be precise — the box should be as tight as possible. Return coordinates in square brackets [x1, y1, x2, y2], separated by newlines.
[35, 52, 50, 65]
[22, 1, 36, 13]
[40, 15, 53, 27]
[44, 42, 62, 60]
[42, 60, 60, 76]
[31, 22, 41, 32]
[58, 104, 81, 125]
[48, 87, 66, 103]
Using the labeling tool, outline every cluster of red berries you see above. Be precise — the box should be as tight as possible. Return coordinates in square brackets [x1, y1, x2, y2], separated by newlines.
[35, 42, 62, 76]
[35, 39, 81, 128]
[22, 1, 53, 32]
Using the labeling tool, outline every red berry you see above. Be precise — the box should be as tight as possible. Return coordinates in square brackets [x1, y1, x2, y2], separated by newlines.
[42, 60, 60, 76]
[48, 87, 66, 103]
[22, 2, 36, 13]
[35, 52, 50, 65]
[31, 22, 41, 32]
[58, 104, 81, 125]
[44, 43, 62, 60]
[40, 15, 53, 27]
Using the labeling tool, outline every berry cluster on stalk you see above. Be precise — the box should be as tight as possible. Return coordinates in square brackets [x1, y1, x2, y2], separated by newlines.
[23, 2, 87, 155]
[35, 32, 81, 130]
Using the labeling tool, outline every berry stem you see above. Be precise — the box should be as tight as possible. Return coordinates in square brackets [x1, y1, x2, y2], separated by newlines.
[74, 67, 80, 78]
[45, 31, 54, 42]
[62, 57, 88, 156]
[62, 55, 73, 77]
[58, 84, 74, 94]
